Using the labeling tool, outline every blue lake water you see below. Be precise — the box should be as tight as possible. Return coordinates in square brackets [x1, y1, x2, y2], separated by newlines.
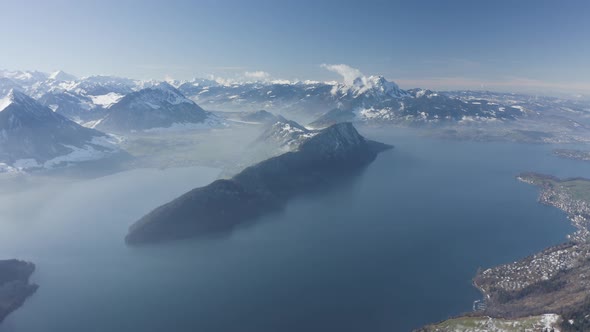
[1, 132, 588, 332]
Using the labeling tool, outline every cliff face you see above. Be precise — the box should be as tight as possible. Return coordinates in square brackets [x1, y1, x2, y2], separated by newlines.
[125, 122, 392, 245]
[0, 260, 38, 323]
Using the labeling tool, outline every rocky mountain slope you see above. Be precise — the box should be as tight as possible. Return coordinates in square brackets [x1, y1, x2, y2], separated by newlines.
[0, 90, 121, 172]
[95, 83, 216, 133]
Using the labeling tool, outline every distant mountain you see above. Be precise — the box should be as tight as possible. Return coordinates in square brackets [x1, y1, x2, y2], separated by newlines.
[68, 75, 137, 96]
[0, 70, 48, 86]
[34, 76, 133, 123]
[176, 78, 220, 95]
[445, 90, 590, 125]
[48, 70, 77, 82]
[178, 80, 339, 122]
[3, 69, 587, 141]
[338, 75, 409, 100]
[0, 71, 135, 123]
[234, 110, 281, 124]
[36, 90, 110, 123]
[0, 77, 22, 97]
[125, 122, 392, 244]
[96, 83, 216, 132]
[177, 75, 531, 126]
[0, 90, 121, 172]
[310, 88, 527, 128]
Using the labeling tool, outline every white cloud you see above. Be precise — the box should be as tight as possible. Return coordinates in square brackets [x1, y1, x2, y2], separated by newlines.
[244, 71, 270, 80]
[207, 70, 274, 85]
[321, 64, 363, 85]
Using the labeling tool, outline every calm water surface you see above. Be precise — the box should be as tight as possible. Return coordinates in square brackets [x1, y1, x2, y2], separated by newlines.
[1, 132, 588, 332]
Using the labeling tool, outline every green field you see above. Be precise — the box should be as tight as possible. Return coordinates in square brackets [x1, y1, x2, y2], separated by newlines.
[522, 173, 590, 203]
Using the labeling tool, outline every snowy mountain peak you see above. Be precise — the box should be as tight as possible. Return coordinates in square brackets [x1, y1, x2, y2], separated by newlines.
[1, 89, 33, 111]
[145, 82, 193, 105]
[348, 75, 408, 98]
[413, 89, 437, 98]
[0, 70, 48, 84]
[1, 89, 56, 115]
[153, 81, 178, 92]
[7, 88, 28, 101]
[49, 70, 77, 82]
[0, 93, 13, 112]
[96, 82, 211, 132]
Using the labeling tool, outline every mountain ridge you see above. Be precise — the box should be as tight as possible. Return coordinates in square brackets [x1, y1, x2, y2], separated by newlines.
[0, 89, 121, 172]
[125, 122, 392, 244]
[95, 83, 215, 132]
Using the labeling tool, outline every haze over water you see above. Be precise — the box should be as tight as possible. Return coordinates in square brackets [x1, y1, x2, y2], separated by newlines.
[0, 131, 586, 332]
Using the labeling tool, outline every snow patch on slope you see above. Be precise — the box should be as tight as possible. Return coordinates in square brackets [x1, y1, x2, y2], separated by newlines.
[0, 134, 123, 173]
[0, 95, 12, 112]
[89, 93, 123, 108]
[42, 144, 111, 169]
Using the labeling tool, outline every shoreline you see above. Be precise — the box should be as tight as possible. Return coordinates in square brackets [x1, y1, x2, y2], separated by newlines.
[418, 172, 590, 331]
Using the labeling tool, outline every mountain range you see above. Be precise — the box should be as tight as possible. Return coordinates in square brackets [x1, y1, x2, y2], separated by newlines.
[0, 90, 121, 172]
[2, 69, 589, 145]
[0, 69, 534, 126]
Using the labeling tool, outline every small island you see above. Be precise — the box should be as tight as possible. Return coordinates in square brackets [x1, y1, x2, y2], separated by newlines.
[126, 122, 392, 245]
[554, 149, 590, 162]
[0, 259, 38, 323]
[417, 173, 590, 332]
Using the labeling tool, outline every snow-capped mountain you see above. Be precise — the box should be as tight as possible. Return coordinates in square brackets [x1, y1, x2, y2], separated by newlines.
[178, 80, 338, 122]
[0, 71, 137, 123]
[0, 77, 23, 97]
[68, 75, 137, 96]
[176, 78, 219, 93]
[95, 82, 216, 132]
[256, 116, 317, 150]
[0, 70, 48, 87]
[310, 88, 528, 127]
[176, 74, 525, 126]
[3, 68, 584, 138]
[48, 70, 77, 82]
[445, 90, 590, 123]
[0, 90, 121, 172]
[337, 75, 409, 99]
[37, 90, 111, 123]
[0, 70, 136, 97]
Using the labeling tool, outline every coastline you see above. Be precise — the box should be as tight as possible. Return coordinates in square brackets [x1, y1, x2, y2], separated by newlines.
[418, 172, 590, 331]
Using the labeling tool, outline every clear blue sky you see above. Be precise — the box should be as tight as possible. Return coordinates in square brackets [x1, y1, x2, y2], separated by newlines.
[2, 0, 589, 94]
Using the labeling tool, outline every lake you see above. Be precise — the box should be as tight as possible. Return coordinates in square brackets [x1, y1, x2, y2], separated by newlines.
[0, 131, 587, 332]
